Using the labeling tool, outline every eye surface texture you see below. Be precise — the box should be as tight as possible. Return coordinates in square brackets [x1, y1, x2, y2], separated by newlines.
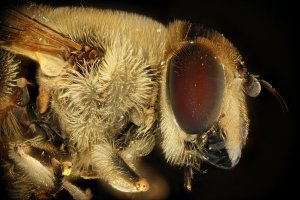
[167, 43, 225, 134]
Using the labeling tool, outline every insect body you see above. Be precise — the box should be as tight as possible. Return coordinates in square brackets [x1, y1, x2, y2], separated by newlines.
[0, 4, 267, 199]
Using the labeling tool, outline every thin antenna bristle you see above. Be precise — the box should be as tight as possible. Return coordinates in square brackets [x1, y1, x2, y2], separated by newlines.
[259, 80, 289, 112]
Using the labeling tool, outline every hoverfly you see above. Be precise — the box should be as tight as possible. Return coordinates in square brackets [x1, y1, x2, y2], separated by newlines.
[0, 3, 287, 199]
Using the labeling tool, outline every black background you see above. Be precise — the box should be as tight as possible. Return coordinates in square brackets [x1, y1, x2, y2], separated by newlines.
[0, 0, 298, 199]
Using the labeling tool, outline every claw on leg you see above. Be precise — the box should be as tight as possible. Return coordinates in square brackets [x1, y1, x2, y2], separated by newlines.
[135, 177, 149, 192]
[51, 158, 73, 177]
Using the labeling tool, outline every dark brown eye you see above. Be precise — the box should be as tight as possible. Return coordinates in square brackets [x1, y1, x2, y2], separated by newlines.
[167, 43, 224, 134]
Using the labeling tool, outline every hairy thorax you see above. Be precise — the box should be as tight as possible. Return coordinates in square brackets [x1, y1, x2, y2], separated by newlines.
[28, 7, 168, 152]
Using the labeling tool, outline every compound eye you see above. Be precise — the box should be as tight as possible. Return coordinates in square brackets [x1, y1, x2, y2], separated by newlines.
[167, 43, 225, 134]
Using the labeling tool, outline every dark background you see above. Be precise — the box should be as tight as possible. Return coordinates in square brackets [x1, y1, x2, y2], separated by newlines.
[0, 0, 297, 199]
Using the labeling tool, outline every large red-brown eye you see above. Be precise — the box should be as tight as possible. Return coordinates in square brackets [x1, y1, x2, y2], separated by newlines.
[167, 43, 224, 134]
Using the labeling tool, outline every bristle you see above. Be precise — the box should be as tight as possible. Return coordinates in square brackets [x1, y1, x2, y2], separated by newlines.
[259, 79, 289, 111]
[0, 50, 19, 98]
[1, 110, 23, 140]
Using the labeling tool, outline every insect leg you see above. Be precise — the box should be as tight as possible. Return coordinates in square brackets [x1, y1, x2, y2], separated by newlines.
[52, 158, 92, 200]
[7, 142, 89, 199]
[117, 122, 156, 160]
[88, 143, 149, 193]
[62, 181, 93, 200]
[184, 166, 193, 191]
[7, 142, 55, 199]
[25, 97, 66, 154]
